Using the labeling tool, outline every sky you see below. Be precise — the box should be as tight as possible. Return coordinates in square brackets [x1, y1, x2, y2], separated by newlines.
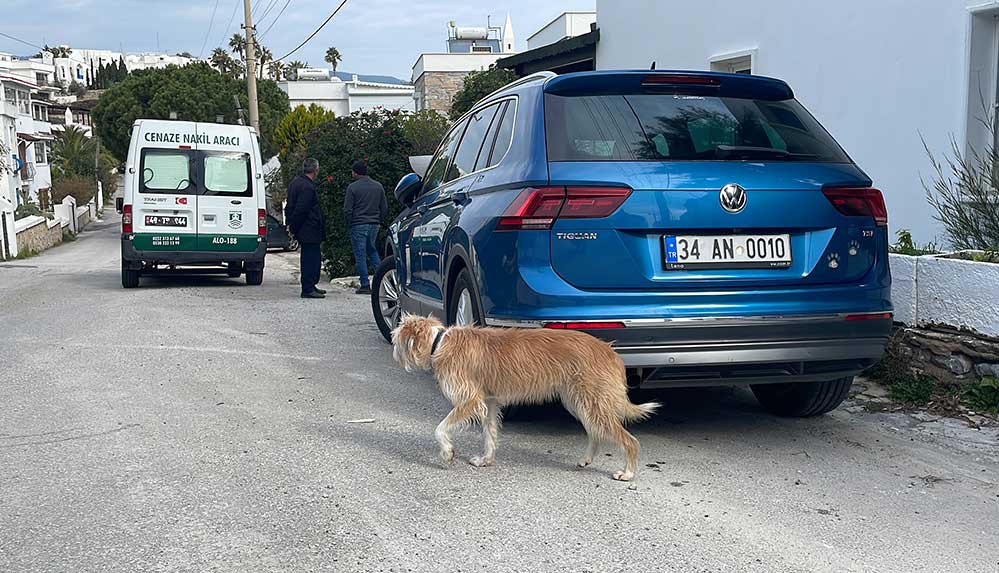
[3, 0, 596, 80]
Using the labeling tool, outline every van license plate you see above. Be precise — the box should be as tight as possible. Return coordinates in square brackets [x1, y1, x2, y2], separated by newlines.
[663, 234, 792, 270]
[145, 215, 187, 227]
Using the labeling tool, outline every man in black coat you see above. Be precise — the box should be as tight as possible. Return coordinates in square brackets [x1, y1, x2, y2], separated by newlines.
[285, 158, 327, 299]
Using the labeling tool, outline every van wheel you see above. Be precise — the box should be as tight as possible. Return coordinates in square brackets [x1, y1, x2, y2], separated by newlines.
[371, 255, 399, 343]
[227, 262, 243, 278]
[448, 267, 483, 327]
[121, 261, 139, 289]
[245, 268, 264, 286]
[751, 377, 854, 417]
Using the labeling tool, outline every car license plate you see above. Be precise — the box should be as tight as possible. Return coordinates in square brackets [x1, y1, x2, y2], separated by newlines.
[145, 215, 187, 228]
[663, 234, 792, 270]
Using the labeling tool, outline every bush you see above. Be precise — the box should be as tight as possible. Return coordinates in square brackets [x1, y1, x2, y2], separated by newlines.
[401, 109, 450, 155]
[449, 67, 517, 120]
[890, 228, 939, 256]
[963, 377, 999, 415]
[51, 176, 96, 205]
[14, 202, 48, 220]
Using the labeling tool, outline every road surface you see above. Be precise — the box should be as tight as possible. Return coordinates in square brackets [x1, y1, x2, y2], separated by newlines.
[2, 213, 997, 572]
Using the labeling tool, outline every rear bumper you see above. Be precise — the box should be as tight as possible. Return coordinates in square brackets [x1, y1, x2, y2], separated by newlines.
[121, 236, 267, 269]
[486, 314, 891, 387]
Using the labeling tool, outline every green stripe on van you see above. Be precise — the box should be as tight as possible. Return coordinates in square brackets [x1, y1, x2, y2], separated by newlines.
[132, 233, 258, 252]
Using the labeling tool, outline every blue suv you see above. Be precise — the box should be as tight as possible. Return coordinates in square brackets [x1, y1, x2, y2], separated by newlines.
[371, 70, 891, 417]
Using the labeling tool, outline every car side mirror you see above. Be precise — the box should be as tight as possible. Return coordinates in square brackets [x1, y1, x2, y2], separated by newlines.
[394, 173, 423, 206]
[115, 197, 124, 213]
[408, 155, 433, 178]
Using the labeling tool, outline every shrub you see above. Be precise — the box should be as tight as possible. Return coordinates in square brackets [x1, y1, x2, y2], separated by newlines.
[14, 202, 48, 220]
[449, 67, 517, 120]
[963, 377, 999, 415]
[51, 176, 96, 205]
[401, 109, 450, 155]
[890, 228, 939, 256]
[888, 376, 937, 405]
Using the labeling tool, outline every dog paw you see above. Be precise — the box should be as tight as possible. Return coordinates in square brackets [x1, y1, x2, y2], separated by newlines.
[576, 459, 591, 468]
[469, 456, 494, 467]
[440, 447, 455, 464]
[612, 471, 634, 482]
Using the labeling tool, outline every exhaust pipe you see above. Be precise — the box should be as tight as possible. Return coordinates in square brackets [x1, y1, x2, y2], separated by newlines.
[626, 369, 644, 389]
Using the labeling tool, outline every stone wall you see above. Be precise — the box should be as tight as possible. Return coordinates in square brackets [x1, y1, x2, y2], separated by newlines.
[15, 219, 62, 254]
[415, 71, 470, 114]
[896, 326, 999, 384]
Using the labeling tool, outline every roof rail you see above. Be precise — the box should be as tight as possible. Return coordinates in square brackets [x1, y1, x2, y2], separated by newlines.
[477, 70, 556, 106]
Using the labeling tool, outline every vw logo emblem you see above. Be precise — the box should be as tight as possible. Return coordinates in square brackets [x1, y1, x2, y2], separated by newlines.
[719, 184, 747, 214]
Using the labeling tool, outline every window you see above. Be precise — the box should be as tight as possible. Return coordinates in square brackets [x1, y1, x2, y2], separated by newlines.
[452, 103, 500, 178]
[34, 142, 47, 164]
[483, 100, 515, 168]
[203, 152, 251, 196]
[545, 93, 849, 163]
[16, 90, 29, 115]
[140, 150, 193, 194]
[709, 50, 755, 75]
[421, 119, 467, 194]
[471, 45, 493, 53]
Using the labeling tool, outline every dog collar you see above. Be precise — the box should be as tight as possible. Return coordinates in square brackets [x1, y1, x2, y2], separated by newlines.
[431, 328, 446, 356]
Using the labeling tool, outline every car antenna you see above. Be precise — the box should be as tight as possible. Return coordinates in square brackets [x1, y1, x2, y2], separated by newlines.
[650, 61, 656, 70]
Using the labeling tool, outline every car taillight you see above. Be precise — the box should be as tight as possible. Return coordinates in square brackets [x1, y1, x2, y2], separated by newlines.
[822, 186, 888, 227]
[496, 186, 632, 231]
[122, 204, 133, 233]
[544, 321, 625, 330]
[258, 209, 267, 237]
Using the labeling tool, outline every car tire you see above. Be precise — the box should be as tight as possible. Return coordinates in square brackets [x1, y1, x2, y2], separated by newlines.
[121, 260, 139, 289]
[245, 268, 264, 286]
[448, 267, 483, 327]
[288, 238, 299, 252]
[751, 377, 854, 417]
[371, 255, 400, 343]
[227, 262, 243, 278]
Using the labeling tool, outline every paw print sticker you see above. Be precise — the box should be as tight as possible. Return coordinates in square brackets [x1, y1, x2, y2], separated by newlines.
[827, 252, 841, 269]
[848, 240, 859, 256]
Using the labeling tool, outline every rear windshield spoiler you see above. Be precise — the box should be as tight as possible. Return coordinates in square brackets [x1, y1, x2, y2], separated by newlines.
[543, 70, 794, 101]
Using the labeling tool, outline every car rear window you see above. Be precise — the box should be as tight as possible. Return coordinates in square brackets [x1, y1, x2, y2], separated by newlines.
[203, 152, 251, 197]
[141, 150, 193, 193]
[545, 93, 849, 163]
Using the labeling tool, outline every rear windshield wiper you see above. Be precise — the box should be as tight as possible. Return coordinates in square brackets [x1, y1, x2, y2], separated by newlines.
[714, 146, 820, 160]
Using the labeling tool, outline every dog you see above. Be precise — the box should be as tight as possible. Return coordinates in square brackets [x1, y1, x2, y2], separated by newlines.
[391, 314, 660, 481]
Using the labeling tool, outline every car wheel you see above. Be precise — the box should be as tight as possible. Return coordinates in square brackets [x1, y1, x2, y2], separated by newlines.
[284, 238, 299, 252]
[448, 267, 483, 327]
[751, 377, 854, 417]
[227, 262, 243, 278]
[245, 268, 264, 286]
[371, 255, 400, 343]
[121, 260, 139, 289]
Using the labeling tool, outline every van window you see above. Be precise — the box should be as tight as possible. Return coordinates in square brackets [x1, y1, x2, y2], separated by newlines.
[203, 152, 251, 197]
[484, 100, 515, 168]
[452, 103, 500, 179]
[141, 150, 193, 194]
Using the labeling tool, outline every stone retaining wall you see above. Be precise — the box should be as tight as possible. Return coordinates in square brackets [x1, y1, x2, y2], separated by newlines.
[14, 218, 62, 254]
[896, 326, 999, 384]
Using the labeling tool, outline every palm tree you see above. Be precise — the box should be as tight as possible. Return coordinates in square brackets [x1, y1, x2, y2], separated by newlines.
[50, 125, 95, 179]
[228, 33, 245, 60]
[268, 60, 284, 81]
[286, 60, 307, 81]
[257, 46, 273, 80]
[209, 47, 232, 74]
[324, 47, 342, 74]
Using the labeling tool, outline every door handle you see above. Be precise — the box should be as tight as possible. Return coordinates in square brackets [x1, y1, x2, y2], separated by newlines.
[417, 204, 428, 215]
[452, 190, 468, 205]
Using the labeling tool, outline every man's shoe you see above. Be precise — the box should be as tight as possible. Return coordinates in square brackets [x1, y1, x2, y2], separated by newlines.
[301, 291, 326, 299]
[355, 286, 371, 295]
[313, 287, 327, 294]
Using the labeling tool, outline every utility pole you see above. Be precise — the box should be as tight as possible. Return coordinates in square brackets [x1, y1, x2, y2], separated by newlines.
[242, 0, 260, 133]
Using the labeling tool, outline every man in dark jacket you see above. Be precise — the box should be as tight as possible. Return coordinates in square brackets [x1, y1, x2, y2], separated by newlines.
[285, 158, 327, 299]
[343, 160, 388, 294]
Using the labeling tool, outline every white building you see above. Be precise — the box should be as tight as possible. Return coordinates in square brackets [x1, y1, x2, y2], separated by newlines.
[526, 11, 596, 51]
[279, 73, 415, 116]
[411, 15, 517, 113]
[593, 0, 999, 243]
[51, 46, 194, 87]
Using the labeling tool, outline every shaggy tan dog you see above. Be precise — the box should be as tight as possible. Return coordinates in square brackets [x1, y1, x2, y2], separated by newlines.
[391, 315, 660, 481]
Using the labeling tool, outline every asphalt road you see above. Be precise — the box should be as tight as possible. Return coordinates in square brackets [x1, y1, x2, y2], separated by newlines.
[2, 213, 997, 573]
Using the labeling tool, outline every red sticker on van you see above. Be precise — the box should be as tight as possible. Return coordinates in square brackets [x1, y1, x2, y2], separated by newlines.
[176, 197, 188, 205]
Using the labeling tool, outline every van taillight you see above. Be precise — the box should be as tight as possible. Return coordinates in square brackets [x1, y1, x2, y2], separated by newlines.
[122, 204, 133, 233]
[822, 187, 888, 227]
[258, 209, 267, 237]
[496, 186, 632, 231]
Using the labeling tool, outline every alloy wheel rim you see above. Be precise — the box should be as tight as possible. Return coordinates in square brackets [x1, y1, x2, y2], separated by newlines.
[456, 289, 474, 326]
[379, 269, 400, 328]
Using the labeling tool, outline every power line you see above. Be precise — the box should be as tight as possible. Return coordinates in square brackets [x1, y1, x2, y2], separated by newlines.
[256, 0, 281, 27]
[217, 0, 241, 49]
[199, 0, 222, 58]
[258, 0, 293, 41]
[0, 31, 45, 52]
[275, 0, 348, 61]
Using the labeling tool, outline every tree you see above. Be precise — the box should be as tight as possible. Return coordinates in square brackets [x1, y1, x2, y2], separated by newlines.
[50, 125, 95, 179]
[176, 51, 194, 58]
[449, 67, 517, 119]
[400, 109, 450, 155]
[286, 60, 307, 81]
[229, 33, 246, 60]
[325, 47, 342, 74]
[68, 81, 87, 97]
[44, 45, 72, 58]
[267, 60, 284, 81]
[257, 45, 273, 80]
[273, 104, 336, 159]
[92, 62, 290, 161]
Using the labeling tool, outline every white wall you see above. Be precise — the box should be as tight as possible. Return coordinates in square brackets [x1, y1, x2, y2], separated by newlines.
[595, 0, 985, 244]
[528, 12, 597, 50]
[280, 80, 415, 116]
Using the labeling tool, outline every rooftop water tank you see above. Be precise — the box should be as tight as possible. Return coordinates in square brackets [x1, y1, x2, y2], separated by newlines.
[454, 27, 489, 40]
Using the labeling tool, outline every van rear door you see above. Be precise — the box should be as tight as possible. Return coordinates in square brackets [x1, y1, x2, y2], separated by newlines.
[193, 123, 259, 253]
[131, 122, 198, 251]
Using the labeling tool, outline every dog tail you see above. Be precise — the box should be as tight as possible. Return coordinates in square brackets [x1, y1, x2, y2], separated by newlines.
[621, 401, 661, 422]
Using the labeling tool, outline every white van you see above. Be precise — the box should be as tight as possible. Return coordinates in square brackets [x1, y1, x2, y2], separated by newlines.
[119, 119, 267, 288]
